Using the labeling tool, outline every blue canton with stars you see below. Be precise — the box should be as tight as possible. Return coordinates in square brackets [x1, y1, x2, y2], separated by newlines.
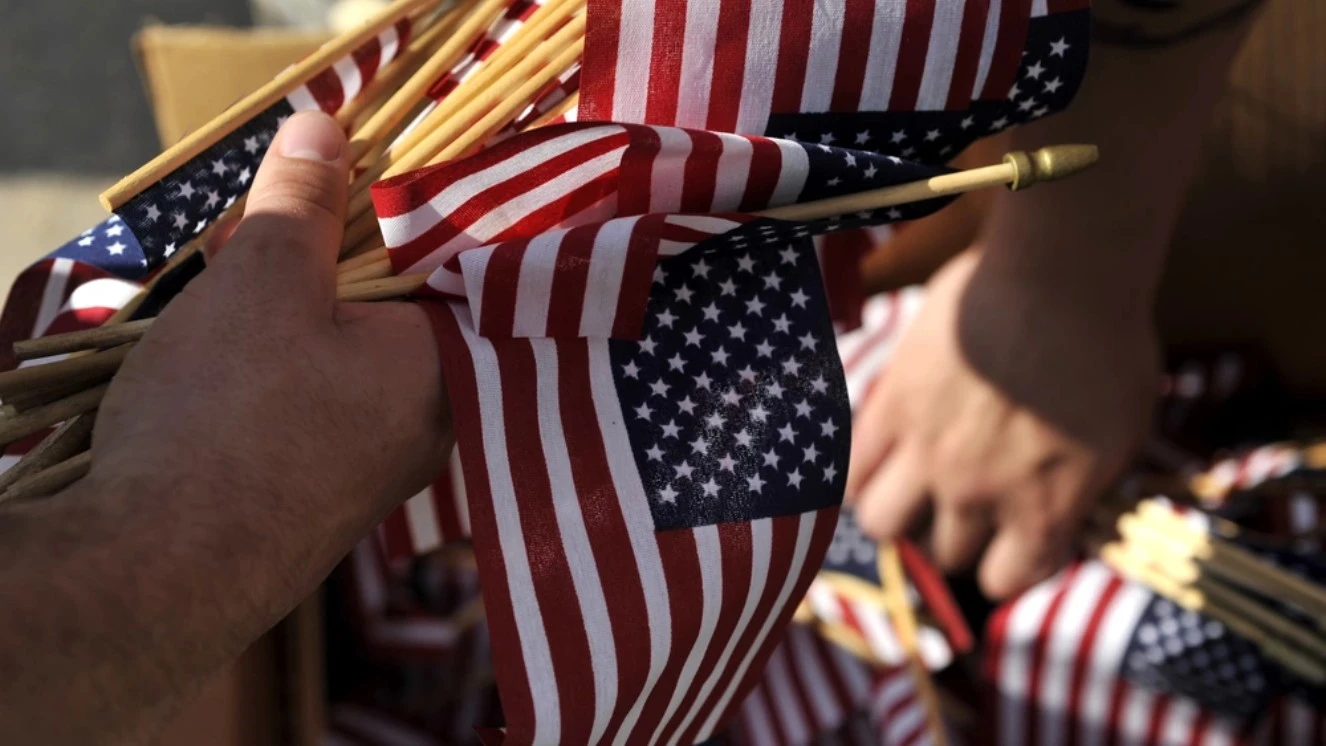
[821, 510, 882, 584]
[115, 99, 299, 270]
[767, 10, 1090, 165]
[50, 214, 149, 281]
[609, 221, 851, 532]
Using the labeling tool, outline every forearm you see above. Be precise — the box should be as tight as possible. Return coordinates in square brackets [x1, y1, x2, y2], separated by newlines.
[0, 468, 388, 744]
[980, 12, 1256, 318]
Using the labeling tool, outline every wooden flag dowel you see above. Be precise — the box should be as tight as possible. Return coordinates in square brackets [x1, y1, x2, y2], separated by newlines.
[338, 242, 390, 273]
[4, 379, 104, 416]
[346, 0, 513, 165]
[337, 273, 429, 302]
[426, 36, 588, 169]
[0, 344, 132, 399]
[98, 0, 441, 211]
[0, 383, 108, 449]
[1099, 541, 1326, 684]
[759, 145, 1099, 222]
[1137, 501, 1326, 618]
[338, 257, 395, 285]
[525, 90, 580, 131]
[341, 210, 385, 255]
[0, 451, 92, 507]
[1117, 516, 1326, 661]
[13, 319, 154, 362]
[381, 0, 584, 166]
[0, 413, 94, 496]
[879, 541, 949, 746]
[334, 0, 472, 131]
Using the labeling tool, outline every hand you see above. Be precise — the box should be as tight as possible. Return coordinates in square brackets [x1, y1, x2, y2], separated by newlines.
[845, 248, 1160, 599]
[91, 110, 453, 538]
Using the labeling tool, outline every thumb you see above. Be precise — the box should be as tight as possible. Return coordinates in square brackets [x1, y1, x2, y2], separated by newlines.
[217, 111, 349, 313]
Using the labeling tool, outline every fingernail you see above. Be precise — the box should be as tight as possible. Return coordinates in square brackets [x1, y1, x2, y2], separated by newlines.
[278, 111, 345, 163]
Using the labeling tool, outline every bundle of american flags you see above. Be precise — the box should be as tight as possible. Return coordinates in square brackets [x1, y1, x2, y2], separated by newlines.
[13, 0, 1322, 743]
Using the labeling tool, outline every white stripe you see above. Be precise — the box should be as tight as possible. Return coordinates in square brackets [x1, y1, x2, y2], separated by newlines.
[332, 55, 364, 104]
[579, 217, 635, 336]
[769, 138, 810, 207]
[696, 511, 819, 740]
[1283, 699, 1317, 746]
[1160, 698, 1198, 746]
[659, 519, 773, 746]
[834, 294, 894, 370]
[382, 125, 625, 250]
[369, 619, 461, 648]
[378, 24, 402, 67]
[584, 339, 674, 745]
[1078, 579, 1150, 746]
[829, 643, 872, 703]
[652, 524, 725, 743]
[511, 231, 564, 336]
[800, 0, 846, 112]
[885, 695, 925, 745]
[1037, 563, 1112, 746]
[970, 0, 1001, 99]
[285, 84, 323, 113]
[450, 446, 472, 537]
[675, 0, 721, 127]
[450, 305, 561, 743]
[916, 0, 967, 110]
[710, 134, 755, 212]
[403, 488, 443, 554]
[871, 672, 913, 720]
[1118, 684, 1157, 746]
[918, 627, 953, 670]
[858, 0, 907, 110]
[765, 646, 814, 744]
[734, 0, 782, 133]
[1290, 493, 1319, 541]
[1031, 0, 1049, 17]
[808, 580, 844, 623]
[648, 127, 695, 213]
[740, 687, 778, 746]
[612, 0, 655, 123]
[856, 600, 905, 665]
[391, 100, 439, 153]
[352, 542, 387, 615]
[530, 340, 619, 744]
[31, 258, 73, 339]
[997, 569, 1064, 746]
[460, 248, 492, 331]
[789, 626, 842, 728]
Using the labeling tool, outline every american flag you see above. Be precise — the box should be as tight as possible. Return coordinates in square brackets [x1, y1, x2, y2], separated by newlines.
[581, 0, 1089, 161]
[985, 558, 1272, 746]
[112, 19, 411, 269]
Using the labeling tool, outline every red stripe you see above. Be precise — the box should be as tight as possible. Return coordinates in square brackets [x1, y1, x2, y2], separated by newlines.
[737, 136, 784, 212]
[636, 528, 706, 738]
[1145, 696, 1173, 746]
[817, 230, 871, 333]
[556, 340, 653, 743]
[1103, 664, 1129, 746]
[378, 509, 415, 566]
[433, 464, 465, 543]
[351, 35, 383, 88]
[705, 0, 753, 132]
[617, 126, 663, 215]
[841, 296, 900, 375]
[0, 262, 55, 371]
[305, 67, 346, 114]
[610, 216, 664, 339]
[1188, 709, 1213, 746]
[644, 0, 688, 123]
[478, 237, 533, 337]
[829, 0, 878, 111]
[810, 631, 856, 729]
[780, 642, 823, 741]
[758, 680, 791, 746]
[680, 130, 723, 213]
[580, 0, 621, 120]
[770, 0, 815, 113]
[544, 225, 598, 337]
[888, 0, 937, 110]
[422, 303, 536, 741]
[896, 539, 972, 652]
[1064, 576, 1124, 746]
[945, 0, 991, 109]
[494, 339, 597, 743]
[979, 0, 1031, 100]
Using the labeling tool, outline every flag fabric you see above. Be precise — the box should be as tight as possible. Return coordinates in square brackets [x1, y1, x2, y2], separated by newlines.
[985, 558, 1266, 746]
[376, 447, 474, 565]
[112, 18, 412, 271]
[581, 0, 1090, 161]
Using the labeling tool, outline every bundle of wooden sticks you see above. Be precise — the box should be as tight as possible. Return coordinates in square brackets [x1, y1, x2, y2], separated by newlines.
[1090, 498, 1326, 686]
[0, 0, 1098, 504]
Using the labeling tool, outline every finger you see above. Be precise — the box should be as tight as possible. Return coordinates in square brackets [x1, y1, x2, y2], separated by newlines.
[929, 499, 993, 572]
[218, 111, 349, 311]
[846, 383, 898, 500]
[978, 511, 1073, 600]
[853, 441, 929, 541]
[202, 216, 242, 262]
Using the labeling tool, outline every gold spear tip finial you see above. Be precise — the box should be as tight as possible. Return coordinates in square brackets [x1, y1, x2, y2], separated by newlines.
[1003, 144, 1099, 191]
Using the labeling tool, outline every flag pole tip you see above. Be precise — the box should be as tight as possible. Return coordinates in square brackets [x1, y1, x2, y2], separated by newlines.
[1004, 144, 1099, 191]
